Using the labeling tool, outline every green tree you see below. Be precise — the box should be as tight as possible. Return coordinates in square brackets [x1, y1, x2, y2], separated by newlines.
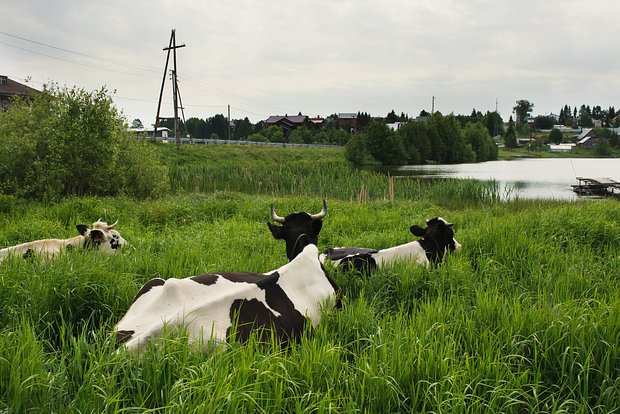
[364, 121, 406, 165]
[513, 99, 534, 126]
[463, 123, 497, 162]
[504, 116, 518, 148]
[398, 121, 431, 164]
[0, 83, 168, 200]
[344, 134, 368, 166]
[261, 125, 285, 142]
[548, 128, 564, 144]
[533, 116, 554, 130]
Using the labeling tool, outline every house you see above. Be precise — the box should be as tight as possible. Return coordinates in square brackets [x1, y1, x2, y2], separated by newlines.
[265, 115, 308, 133]
[387, 122, 406, 131]
[0, 75, 40, 110]
[308, 117, 325, 130]
[128, 126, 171, 140]
[337, 113, 357, 132]
[548, 143, 575, 152]
[576, 128, 599, 149]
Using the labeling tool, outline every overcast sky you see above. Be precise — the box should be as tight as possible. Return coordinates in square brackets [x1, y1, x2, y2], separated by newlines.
[2, 0, 619, 125]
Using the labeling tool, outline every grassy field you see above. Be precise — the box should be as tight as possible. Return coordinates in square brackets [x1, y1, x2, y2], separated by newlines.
[1, 144, 619, 412]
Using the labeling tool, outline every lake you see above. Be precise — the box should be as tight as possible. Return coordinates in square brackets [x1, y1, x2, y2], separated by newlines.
[395, 158, 620, 200]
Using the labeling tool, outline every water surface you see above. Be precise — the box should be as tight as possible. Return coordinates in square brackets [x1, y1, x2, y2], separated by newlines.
[396, 158, 620, 200]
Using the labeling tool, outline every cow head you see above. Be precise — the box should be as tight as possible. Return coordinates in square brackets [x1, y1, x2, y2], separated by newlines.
[77, 220, 127, 253]
[267, 200, 327, 261]
[410, 217, 461, 263]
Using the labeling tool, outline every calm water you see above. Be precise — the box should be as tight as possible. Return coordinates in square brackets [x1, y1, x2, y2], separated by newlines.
[396, 158, 620, 200]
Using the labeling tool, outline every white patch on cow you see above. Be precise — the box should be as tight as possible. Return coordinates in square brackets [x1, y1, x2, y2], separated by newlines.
[116, 244, 336, 352]
[0, 220, 126, 262]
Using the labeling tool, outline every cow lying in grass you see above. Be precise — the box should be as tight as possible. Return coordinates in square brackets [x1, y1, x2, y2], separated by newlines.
[0, 220, 127, 262]
[115, 200, 340, 352]
[321, 217, 461, 273]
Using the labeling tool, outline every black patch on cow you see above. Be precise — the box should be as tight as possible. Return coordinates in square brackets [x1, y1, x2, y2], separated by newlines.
[22, 248, 35, 259]
[116, 330, 135, 344]
[190, 274, 219, 286]
[226, 273, 306, 345]
[339, 254, 377, 274]
[133, 278, 166, 302]
[218, 271, 280, 288]
[324, 247, 378, 261]
[76, 224, 89, 236]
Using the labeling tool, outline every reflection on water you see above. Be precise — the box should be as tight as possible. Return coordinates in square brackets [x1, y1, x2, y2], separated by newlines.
[386, 158, 620, 200]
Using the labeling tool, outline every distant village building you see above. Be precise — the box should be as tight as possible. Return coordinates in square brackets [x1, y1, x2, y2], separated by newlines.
[576, 128, 599, 149]
[0, 75, 40, 110]
[265, 115, 308, 133]
[337, 113, 357, 132]
[128, 126, 172, 140]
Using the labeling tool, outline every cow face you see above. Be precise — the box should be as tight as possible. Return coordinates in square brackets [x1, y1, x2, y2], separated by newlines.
[267, 200, 327, 261]
[77, 220, 127, 253]
[410, 217, 461, 263]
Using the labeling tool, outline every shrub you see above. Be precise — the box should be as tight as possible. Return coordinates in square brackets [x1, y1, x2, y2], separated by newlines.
[0, 83, 169, 200]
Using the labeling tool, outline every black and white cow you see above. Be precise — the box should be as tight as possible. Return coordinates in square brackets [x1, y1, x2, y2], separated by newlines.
[0, 220, 127, 262]
[115, 201, 339, 352]
[321, 217, 461, 273]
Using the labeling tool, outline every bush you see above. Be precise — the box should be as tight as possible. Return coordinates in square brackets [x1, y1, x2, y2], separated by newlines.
[0, 83, 169, 200]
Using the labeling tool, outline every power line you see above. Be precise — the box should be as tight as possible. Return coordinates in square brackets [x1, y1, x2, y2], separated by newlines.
[0, 30, 159, 74]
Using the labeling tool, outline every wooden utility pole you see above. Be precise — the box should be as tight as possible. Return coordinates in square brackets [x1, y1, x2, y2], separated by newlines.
[153, 29, 185, 150]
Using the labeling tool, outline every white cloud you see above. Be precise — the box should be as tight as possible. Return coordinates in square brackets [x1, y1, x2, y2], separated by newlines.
[2, 0, 619, 123]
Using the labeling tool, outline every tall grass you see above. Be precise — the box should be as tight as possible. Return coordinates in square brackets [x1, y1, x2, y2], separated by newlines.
[163, 144, 501, 206]
[1, 144, 619, 412]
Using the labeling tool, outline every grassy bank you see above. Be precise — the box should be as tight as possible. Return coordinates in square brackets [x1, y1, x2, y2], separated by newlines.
[1, 143, 619, 412]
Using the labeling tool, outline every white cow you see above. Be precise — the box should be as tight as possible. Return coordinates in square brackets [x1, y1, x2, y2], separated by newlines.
[321, 217, 461, 273]
[115, 201, 339, 352]
[0, 220, 127, 262]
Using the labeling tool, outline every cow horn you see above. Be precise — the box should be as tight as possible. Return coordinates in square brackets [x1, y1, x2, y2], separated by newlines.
[310, 199, 327, 220]
[271, 205, 286, 223]
[108, 220, 118, 230]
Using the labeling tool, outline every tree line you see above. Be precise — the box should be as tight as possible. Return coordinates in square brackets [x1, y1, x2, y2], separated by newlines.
[345, 113, 498, 166]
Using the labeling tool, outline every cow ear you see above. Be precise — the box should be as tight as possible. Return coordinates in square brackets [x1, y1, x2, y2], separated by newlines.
[89, 229, 105, 241]
[410, 225, 427, 237]
[267, 222, 283, 239]
[76, 224, 89, 236]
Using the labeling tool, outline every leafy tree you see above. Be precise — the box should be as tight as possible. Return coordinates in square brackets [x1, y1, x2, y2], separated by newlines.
[356, 112, 372, 130]
[504, 116, 518, 148]
[463, 123, 497, 162]
[398, 121, 431, 164]
[232, 117, 253, 140]
[548, 128, 563, 144]
[595, 138, 611, 156]
[513, 99, 534, 126]
[385, 110, 399, 123]
[483, 111, 504, 137]
[0, 83, 168, 200]
[426, 113, 474, 164]
[533, 116, 554, 130]
[261, 125, 285, 143]
[364, 121, 406, 165]
[131, 118, 144, 128]
[208, 114, 229, 140]
[185, 117, 207, 138]
[344, 134, 368, 166]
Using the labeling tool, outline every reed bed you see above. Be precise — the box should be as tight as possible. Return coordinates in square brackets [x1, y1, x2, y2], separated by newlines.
[1, 144, 619, 412]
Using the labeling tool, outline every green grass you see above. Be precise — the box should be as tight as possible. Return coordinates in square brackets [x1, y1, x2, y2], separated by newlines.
[1, 143, 619, 412]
